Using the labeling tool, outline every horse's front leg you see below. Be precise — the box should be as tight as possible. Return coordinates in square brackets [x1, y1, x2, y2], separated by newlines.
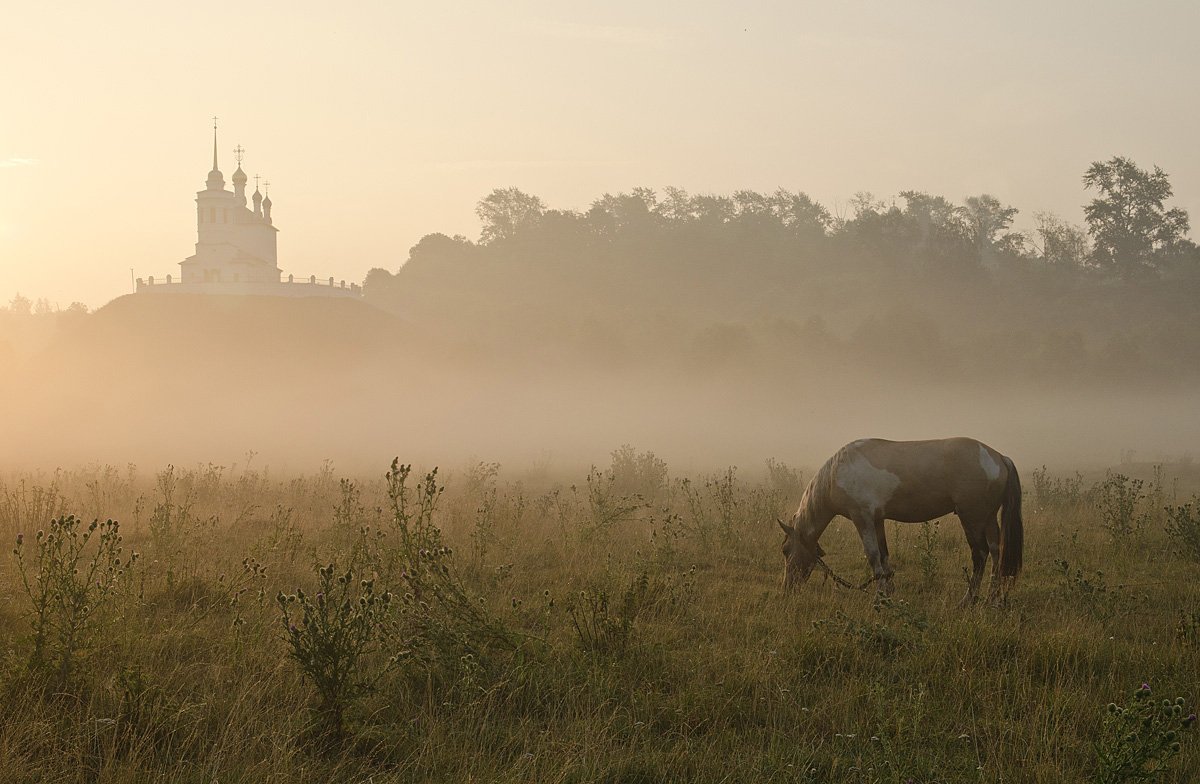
[854, 511, 892, 596]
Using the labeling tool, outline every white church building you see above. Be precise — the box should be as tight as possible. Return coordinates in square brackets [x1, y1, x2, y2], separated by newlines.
[137, 123, 360, 298]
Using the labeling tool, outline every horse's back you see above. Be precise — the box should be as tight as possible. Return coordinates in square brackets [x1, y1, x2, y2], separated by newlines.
[831, 437, 1008, 521]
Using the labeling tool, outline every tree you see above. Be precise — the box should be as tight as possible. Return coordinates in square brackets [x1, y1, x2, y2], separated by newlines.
[898, 191, 975, 273]
[587, 188, 658, 237]
[7, 293, 32, 316]
[658, 186, 693, 224]
[1083, 156, 1190, 275]
[475, 188, 546, 244]
[1033, 212, 1089, 268]
[963, 194, 1023, 259]
[768, 189, 831, 239]
[900, 191, 967, 238]
[689, 194, 736, 226]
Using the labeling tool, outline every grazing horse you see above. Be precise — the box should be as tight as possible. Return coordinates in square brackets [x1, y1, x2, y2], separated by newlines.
[779, 437, 1023, 605]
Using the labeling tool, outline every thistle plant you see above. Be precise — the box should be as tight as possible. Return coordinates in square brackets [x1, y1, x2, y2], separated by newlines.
[917, 519, 940, 587]
[1054, 558, 1136, 622]
[1094, 472, 1149, 543]
[13, 516, 136, 689]
[386, 459, 444, 567]
[1163, 498, 1200, 563]
[566, 571, 648, 657]
[398, 545, 519, 673]
[1094, 683, 1195, 783]
[277, 563, 395, 737]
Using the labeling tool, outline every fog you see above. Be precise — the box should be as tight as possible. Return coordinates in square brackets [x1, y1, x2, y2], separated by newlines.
[3, 178, 1199, 476]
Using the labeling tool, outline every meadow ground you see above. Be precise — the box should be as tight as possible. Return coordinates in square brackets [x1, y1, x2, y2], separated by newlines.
[0, 451, 1197, 783]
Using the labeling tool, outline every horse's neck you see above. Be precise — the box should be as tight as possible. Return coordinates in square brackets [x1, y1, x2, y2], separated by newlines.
[798, 491, 835, 542]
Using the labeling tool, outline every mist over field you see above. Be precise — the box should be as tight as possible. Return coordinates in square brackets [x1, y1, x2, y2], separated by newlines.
[3, 168, 1200, 473]
[7, 4, 1200, 779]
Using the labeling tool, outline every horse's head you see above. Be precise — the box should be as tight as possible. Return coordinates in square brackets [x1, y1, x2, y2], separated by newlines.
[779, 518, 824, 591]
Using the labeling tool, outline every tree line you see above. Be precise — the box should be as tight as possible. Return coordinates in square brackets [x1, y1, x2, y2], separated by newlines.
[455, 155, 1194, 278]
[361, 156, 1199, 388]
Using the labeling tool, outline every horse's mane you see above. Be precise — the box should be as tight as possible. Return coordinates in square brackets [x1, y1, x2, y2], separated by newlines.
[797, 445, 849, 528]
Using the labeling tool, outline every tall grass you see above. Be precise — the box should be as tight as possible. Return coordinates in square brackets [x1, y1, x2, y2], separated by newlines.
[0, 456, 1196, 782]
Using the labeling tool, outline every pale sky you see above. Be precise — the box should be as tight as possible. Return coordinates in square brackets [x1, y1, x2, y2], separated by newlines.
[2, 1, 1197, 308]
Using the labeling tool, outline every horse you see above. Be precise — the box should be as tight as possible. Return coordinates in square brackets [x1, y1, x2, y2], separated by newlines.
[778, 437, 1023, 605]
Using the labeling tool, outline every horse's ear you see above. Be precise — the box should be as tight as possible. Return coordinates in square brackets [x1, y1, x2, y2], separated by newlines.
[777, 518, 794, 535]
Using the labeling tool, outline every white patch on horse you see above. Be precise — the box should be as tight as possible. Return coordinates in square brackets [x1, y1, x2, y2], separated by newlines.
[978, 445, 1002, 482]
[835, 452, 901, 516]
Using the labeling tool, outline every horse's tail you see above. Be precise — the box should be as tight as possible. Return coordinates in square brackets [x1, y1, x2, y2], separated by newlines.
[999, 455, 1024, 578]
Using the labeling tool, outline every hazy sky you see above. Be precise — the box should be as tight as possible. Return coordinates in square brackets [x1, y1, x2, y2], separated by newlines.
[2, 1, 1197, 308]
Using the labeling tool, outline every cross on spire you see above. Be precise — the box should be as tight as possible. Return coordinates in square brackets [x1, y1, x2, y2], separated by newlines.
[264, 179, 271, 196]
[254, 174, 260, 190]
[233, 144, 245, 166]
[211, 116, 219, 170]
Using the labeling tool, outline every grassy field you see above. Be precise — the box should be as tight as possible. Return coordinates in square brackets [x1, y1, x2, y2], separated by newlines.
[0, 451, 1197, 783]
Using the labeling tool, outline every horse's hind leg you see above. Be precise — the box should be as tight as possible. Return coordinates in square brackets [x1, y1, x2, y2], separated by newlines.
[983, 514, 1003, 605]
[957, 513, 990, 608]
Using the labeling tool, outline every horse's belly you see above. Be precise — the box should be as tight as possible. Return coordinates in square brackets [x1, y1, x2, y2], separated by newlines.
[884, 499, 955, 523]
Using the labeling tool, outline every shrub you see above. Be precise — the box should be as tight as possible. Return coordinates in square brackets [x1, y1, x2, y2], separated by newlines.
[13, 516, 135, 689]
[609, 445, 669, 501]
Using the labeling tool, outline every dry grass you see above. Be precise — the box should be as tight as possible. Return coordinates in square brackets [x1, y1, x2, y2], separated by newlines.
[0, 454, 1197, 783]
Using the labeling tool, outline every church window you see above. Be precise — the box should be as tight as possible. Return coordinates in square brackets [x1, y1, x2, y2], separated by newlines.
[209, 207, 216, 222]
[223, 209, 228, 223]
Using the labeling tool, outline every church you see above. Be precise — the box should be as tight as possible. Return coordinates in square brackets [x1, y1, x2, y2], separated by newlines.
[136, 123, 360, 298]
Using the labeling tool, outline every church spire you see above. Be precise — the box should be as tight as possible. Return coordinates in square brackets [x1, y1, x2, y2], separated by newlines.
[205, 116, 225, 191]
